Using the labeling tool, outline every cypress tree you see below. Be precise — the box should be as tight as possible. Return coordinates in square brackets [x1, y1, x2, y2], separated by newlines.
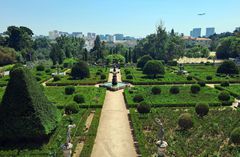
[0, 66, 61, 142]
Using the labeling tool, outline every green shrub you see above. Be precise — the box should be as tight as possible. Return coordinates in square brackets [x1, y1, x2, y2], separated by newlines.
[65, 103, 79, 114]
[170, 86, 180, 94]
[198, 81, 206, 87]
[0, 67, 60, 141]
[73, 94, 85, 104]
[206, 75, 213, 80]
[71, 61, 90, 79]
[217, 60, 239, 75]
[36, 64, 45, 71]
[45, 69, 51, 73]
[133, 94, 144, 103]
[125, 69, 131, 75]
[143, 60, 165, 78]
[178, 113, 193, 130]
[96, 71, 101, 75]
[195, 103, 209, 117]
[187, 76, 192, 80]
[65, 86, 75, 95]
[151, 86, 161, 95]
[35, 76, 41, 81]
[126, 75, 133, 79]
[218, 91, 230, 101]
[36, 72, 42, 76]
[137, 55, 153, 69]
[167, 60, 178, 66]
[220, 81, 229, 87]
[51, 65, 56, 69]
[100, 74, 106, 80]
[191, 84, 201, 94]
[63, 62, 69, 68]
[137, 101, 151, 114]
[230, 127, 240, 145]
[53, 75, 61, 81]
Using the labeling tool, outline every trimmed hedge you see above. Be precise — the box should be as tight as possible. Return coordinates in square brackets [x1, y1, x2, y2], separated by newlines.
[0, 67, 60, 142]
[178, 113, 193, 130]
[65, 86, 75, 95]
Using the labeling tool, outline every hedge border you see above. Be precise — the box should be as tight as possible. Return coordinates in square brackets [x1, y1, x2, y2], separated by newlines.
[215, 85, 240, 98]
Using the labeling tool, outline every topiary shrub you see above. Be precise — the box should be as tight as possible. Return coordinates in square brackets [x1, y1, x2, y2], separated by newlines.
[65, 86, 75, 95]
[96, 71, 101, 75]
[35, 76, 41, 81]
[71, 61, 90, 79]
[221, 81, 229, 87]
[137, 101, 151, 114]
[125, 69, 131, 75]
[100, 74, 106, 80]
[151, 86, 161, 95]
[178, 113, 193, 130]
[206, 75, 213, 80]
[187, 76, 193, 80]
[65, 103, 79, 114]
[170, 86, 180, 94]
[73, 94, 85, 104]
[53, 75, 61, 82]
[198, 81, 206, 87]
[191, 84, 201, 94]
[143, 60, 165, 78]
[45, 69, 51, 73]
[195, 103, 209, 117]
[0, 67, 60, 142]
[126, 75, 133, 79]
[167, 60, 178, 66]
[218, 91, 230, 101]
[217, 60, 239, 75]
[137, 55, 153, 69]
[36, 64, 45, 71]
[230, 127, 240, 145]
[133, 94, 144, 103]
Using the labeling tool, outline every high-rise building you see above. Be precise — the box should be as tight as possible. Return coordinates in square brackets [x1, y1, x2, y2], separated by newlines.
[190, 28, 201, 38]
[72, 32, 84, 38]
[206, 27, 215, 37]
[236, 27, 240, 32]
[114, 34, 124, 40]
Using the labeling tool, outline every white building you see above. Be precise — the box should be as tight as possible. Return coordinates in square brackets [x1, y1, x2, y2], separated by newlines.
[183, 36, 211, 48]
[49, 30, 59, 40]
[72, 32, 84, 38]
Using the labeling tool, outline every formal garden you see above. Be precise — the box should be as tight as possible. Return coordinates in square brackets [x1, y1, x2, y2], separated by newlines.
[0, 62, 104, 156]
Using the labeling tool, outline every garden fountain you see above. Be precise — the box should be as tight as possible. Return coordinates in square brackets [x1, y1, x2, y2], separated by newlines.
[99, 65, 129, 91]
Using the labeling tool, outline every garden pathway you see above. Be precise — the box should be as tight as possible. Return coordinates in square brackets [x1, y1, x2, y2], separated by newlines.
[91, 69, 137, 157]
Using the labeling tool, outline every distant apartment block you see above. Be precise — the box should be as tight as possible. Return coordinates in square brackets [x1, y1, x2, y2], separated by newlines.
[114, 34, 124, 40]
[236, 27, 240, 32]
[183, 36, 211, 48]
[190, 28, 201, 38]
[206, 27, 215, 37]
[72, 32, 84, 38]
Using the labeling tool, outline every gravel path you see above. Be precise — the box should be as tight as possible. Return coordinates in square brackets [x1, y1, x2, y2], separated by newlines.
[91, 69, 137, 157]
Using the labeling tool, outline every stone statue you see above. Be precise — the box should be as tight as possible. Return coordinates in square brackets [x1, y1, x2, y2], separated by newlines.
[62, 123, 76, 157]
[112, 73, 118, 86]
[155, 118, 168, 157]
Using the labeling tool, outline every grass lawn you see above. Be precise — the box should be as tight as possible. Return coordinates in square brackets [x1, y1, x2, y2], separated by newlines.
[124, 85, 234, 107]
[44, 86, 106, 108]
[130, 107, 240, 157]
[185, 64, 240, 83]
[121, 67, 195, 85]
[215, 84, 240, 98]
[0, 108, 101, 156]
[47, 67, 109, 86]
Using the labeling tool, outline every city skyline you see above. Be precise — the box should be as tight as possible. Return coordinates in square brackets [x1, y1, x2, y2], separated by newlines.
[0, 0, 240, 37]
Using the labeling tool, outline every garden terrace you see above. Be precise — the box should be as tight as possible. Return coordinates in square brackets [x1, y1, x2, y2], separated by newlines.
[130, 107, 240, 157]
[0, 109, 101, 156]
[44, 86, 106, 108]
[124, 85, 234, 107]
[46, 67, 109, 86]
[215, 84, 240, 98]
[121, 67, 195, 85]
[185, 64, 240, 83]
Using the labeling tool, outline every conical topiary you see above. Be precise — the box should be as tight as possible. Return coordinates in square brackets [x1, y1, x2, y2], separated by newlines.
[0, 66, 61, 142]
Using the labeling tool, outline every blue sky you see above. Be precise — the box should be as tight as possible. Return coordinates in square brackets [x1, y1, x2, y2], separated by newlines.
[0, 0, 239, 37]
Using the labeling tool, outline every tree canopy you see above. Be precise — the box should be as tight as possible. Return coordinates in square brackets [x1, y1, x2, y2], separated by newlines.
[143, 60, 165, 78]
